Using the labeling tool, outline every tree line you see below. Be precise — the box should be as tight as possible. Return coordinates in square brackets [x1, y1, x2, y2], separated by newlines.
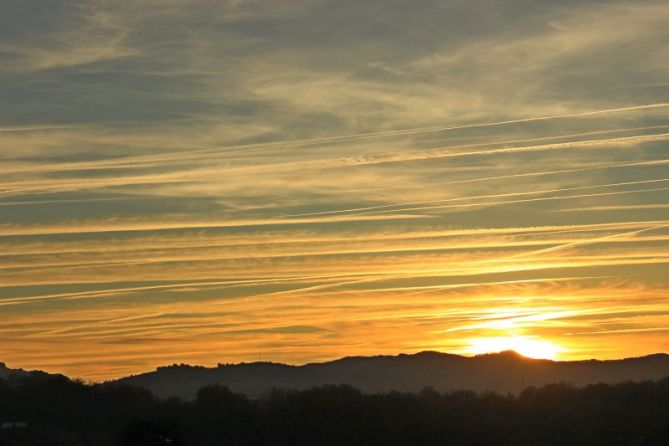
[1, 372, 669, 445]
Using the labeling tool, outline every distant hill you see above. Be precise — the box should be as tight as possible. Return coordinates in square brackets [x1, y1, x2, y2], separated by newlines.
[114, 351, 669, 399]
[0, 362, 29, 380]
[0, 362, 64, 383]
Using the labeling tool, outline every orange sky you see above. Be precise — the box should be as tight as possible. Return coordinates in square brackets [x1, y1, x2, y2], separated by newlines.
[1, 0, 668, 380]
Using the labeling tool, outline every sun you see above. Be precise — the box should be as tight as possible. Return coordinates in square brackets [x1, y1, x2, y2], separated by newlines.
[467, 336, 561, 360]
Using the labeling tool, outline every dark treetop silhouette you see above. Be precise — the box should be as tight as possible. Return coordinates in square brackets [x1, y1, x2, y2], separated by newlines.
[2, 364, 669, 445]
[2, 351, 669, 445]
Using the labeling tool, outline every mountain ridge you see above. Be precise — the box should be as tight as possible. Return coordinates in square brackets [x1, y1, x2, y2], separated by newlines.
[110, 350, 669, 399]
[5, 351, 669, 398]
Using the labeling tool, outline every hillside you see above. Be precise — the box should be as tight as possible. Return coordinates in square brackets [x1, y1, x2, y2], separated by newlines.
[115, 351, 669, 399]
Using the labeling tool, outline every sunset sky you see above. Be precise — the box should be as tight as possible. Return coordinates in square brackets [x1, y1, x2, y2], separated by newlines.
[1, 0, 668, 380]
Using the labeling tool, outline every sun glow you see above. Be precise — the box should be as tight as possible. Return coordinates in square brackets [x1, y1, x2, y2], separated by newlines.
[468, 336, 562, 360]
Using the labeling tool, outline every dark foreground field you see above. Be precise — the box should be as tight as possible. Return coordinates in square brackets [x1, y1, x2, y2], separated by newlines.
[2, 373, 669, 445]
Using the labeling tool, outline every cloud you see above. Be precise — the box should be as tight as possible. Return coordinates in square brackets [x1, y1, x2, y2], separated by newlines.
[1, 0, 668, 379]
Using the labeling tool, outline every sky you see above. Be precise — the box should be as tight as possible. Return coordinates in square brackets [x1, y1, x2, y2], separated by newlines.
[1, 0, 668, 380]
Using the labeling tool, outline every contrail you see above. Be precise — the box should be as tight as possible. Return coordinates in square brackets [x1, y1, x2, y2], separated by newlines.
[499, 224, 669, 261]
[0, 272, 379, 306]
[5, 234, 624, 272]
[185, 130, 669, 176]
[105, 102, 669, 159]
[7, 225, 667, 282]
[2, 220, 663, 259]
[556, 204, 669, 212]
[0, 213, 427, 238]
[431, 158, 669, 187]
[0, 124, 90, 133]
[359, 185, 669, 215]
[168, 102, 669, 154]
[34, 312, 169, 337]
[349, 276, 611, 296]
[567, 327, 669, 336]
[345, 132, 669, 167]
[0, 197, 130, 207]
[287, 177, 669, 218]
[180, 130, 669, 175]
[335, 102, 669, 141]
[6, 126, 667, 192]
[4, 103, 668, 175]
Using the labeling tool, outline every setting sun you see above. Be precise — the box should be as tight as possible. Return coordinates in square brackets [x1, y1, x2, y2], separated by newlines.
[467, 336, 562, 360]
[2, 0, 668, 388]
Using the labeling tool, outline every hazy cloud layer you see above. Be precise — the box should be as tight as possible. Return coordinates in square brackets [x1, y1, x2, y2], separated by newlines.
[1, 0, 668, 379]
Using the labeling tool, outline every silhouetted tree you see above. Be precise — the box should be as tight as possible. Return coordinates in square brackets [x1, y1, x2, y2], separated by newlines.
[119, 418, 184, 446]
[2, 373, 669, 445]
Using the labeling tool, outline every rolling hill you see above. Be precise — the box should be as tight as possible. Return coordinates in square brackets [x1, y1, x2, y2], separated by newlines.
[114, 351, 669, 399]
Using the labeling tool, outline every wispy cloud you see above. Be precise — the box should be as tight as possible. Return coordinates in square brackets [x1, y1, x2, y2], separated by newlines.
[1, 0, 668, 379]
